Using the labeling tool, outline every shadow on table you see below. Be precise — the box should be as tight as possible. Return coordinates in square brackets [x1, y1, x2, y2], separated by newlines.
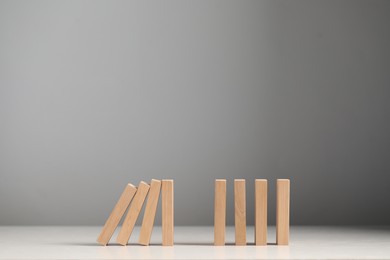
[170, 242, 278, 246]
[56, 241, 280, 246]
[55, 241, 215, 247]
[54, 242, 160, 247]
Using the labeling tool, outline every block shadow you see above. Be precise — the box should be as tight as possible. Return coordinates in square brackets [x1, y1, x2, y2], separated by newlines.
[58, 241, 279, 247]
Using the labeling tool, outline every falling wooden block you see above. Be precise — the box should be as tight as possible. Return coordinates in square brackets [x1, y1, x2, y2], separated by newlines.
[276, 179, 290, 245]
[255, 179, 267, 246]
[138, 179, 162, 246]
[214, 179, 226, 246]
[117, 181, 150, 245]
[97, 183, 137, 246]
[234, 179, 246, 246]
[162, 179, 174, 246]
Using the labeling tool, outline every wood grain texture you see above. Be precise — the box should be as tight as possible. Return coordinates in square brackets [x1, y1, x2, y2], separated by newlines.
[276, 179, 290, 245]
[214, 179, 226, 246]
[97, 183, 137, 246]
[234, 179, 246, 246]
[162, 179, 174, 246]
[116, 181, 150, 246]
[255, 179, 267, 246]
[138, 179, 161, 246]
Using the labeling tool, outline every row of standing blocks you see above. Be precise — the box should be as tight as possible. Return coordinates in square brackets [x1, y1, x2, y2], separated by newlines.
[97, 178, 290, 246]
[214, 179, 290, 246]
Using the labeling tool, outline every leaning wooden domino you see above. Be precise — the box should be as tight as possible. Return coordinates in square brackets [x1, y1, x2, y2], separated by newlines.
[234, 179, 246, 246]
[162, 179, 174, 246]
[117, 181, 150, 245]
[276, 179, 290, 245]
[214, 179, 226, 246]
[97, 183, 137, 246]
[138, 179, 162, 246]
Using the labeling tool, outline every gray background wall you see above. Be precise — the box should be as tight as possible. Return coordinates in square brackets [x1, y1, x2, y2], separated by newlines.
[1, 0, 389, 226]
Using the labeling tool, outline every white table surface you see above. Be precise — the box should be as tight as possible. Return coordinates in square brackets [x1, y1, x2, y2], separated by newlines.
[1, 226, 390, 259]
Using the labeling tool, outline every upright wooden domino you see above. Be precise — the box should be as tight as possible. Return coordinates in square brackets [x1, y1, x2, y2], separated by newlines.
[138, 179, 162, 245]
[255, 179, 267, 246]
[117, 181, 150, 245]
[234, 179, 246, 246]
[162, 179, 174, 246]
[97, 183, 137, 245]
[276, 179, 290, 245]
[214, 179, 226, 246]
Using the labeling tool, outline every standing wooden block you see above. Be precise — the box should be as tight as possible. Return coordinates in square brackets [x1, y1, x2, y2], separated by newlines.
[162, 179, 174, 246]
[97, 183, 137, 245]
[255, 179, 267, 246]
[214, 179, 226, 246]
[117, 181, 150, 245]
[276, 179, 290, 245]
[234, 179, 246, 246]
[138, 179, 162, 245]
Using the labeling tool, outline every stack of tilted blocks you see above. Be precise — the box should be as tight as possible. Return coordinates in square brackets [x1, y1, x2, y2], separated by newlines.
[97, 179, 174, 246]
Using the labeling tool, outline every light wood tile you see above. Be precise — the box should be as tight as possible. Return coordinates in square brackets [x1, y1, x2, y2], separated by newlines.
[214, 179, 226, 246]
[276, 179, 290, 245]
[97, 183, 137, 245]
[255, 179, 267, 246]
[138, 179, 162, 246]
[116, 181, 150, 245]
[234, 179, 246, 246]
[162, 179, 174, 246]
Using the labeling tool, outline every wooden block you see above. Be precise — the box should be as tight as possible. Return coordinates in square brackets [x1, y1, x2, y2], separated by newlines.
[162, 179, 174, 246]
[234, 179, 246, 246]
[276, 179, 290, 245]
[214, 179, 226, 246]
[97, 183, 137, 246]
[116, 181, 150, 245]
[255, 179, 267, 246]
[138, 179, 162, 246]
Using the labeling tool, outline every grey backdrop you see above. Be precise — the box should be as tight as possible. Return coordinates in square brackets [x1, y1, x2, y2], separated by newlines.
[1, 0, 389, 226]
